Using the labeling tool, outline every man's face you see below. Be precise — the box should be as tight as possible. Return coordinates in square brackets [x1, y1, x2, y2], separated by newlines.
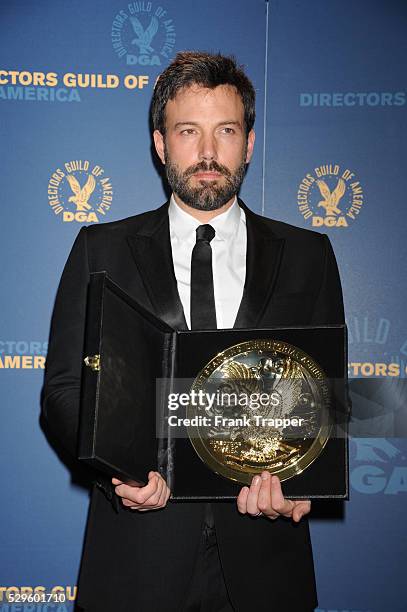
[154, 84, 255, 211]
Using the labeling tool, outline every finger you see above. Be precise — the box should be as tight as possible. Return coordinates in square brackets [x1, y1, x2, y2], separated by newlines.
[136, 473, 163, 506]
[137, 508, 157, 511]
[115, 473, 160, 504]
[270, 475, 294, 516]
[257, 471, 279, 519]
[132, 482, 170, 512]
[237, 486, 249, 514]
[246, 475, 262, 515]
[292, 500, 311, 522]
[144, 474, 165, 507]
[157, 481, 170, 507]
[139, 472, 170, 508]
[122, 497, 142, 508]
[144, 489, 168, 510]
[130, 504, 158, 511]
[257, 471, 271, 512]
[121, 473, 169, 509]
[126, 501, 160, 511]
[156, 484, 167, 507]
[112, 478, 124, 485]
[122, 475, 166, 510]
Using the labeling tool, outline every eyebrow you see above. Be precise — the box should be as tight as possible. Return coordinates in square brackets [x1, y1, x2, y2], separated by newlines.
[173, 120, 242, 129]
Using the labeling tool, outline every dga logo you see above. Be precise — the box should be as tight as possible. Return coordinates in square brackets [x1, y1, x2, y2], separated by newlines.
[47, 160, 113, 223]
[111, 3, 176, 66]
[351, 438, 407, 495]
[297, 164, 364, 228]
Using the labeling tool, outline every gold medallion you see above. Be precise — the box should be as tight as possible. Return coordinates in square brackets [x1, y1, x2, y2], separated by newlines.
[186, 339, 331, 484]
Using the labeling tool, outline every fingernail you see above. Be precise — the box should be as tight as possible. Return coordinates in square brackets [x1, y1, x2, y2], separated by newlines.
[261, 471, 269, 481]
[252, 476, 260, 486]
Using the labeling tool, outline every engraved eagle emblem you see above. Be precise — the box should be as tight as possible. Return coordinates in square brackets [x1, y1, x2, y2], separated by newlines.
[130, 16, 159, 54]
[316, 178, 346, 216]
[189, 343, 330, 480]
[208, 355, 306, 465]
[219, 356, 304, 425]
[66, 174, 96, 211]
[217, 361, 262, 398]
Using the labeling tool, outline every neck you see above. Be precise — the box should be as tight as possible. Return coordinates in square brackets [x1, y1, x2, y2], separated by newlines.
[172, 193, 236, 222]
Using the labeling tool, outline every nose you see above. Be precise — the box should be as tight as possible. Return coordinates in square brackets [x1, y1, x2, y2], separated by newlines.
[198, 132, 217, 162]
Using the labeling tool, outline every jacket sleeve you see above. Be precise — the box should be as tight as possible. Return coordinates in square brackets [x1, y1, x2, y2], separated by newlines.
[311, 234, 350, 421]
[41, 227, 89, 456]
[311, 234, 345, 325]
[41, 227, 118, 508]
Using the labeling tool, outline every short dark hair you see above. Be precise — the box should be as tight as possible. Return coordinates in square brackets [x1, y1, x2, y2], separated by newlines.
[151, 51, 256, 135]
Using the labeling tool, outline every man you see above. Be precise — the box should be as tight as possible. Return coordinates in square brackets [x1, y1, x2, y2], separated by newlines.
[42, 52, 344, 611]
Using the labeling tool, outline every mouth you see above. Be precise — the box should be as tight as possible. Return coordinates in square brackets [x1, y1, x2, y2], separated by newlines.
[192, 172, 223, 180]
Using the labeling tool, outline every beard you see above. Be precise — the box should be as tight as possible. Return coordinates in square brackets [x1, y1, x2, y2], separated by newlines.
[164, 143, 247, 211]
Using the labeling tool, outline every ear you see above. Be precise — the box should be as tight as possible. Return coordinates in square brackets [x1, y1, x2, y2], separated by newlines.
[245, 129, 255, 163]
[153, 130, 166, 165]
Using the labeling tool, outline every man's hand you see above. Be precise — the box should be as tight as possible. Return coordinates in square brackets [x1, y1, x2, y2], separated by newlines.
[237, 471, 310, 522]
[112, 471, 171, 511]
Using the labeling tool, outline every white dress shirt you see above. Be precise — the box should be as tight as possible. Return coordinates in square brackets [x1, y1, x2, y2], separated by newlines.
[168, 195, 247, 329]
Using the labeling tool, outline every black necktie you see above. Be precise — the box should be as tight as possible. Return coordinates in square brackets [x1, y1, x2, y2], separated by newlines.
[190, 224, 216, 530]
[190, 224, 217, 330]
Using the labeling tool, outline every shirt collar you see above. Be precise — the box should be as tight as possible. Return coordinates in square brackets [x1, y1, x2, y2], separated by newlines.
[169, 194, 241, 242]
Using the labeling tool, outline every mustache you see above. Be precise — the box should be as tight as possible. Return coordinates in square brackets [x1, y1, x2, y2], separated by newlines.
[183, 160, 232, 179]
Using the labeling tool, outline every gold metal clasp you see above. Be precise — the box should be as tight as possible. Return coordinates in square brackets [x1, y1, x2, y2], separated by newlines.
[84, 354, 100, 372]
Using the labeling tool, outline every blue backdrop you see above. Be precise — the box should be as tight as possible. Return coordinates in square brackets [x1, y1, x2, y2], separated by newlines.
[1, 1, 405, 611]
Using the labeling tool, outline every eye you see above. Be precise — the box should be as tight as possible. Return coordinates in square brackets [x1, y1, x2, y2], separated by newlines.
[180, 128, 196, 135]
[221, 127, 236, 134]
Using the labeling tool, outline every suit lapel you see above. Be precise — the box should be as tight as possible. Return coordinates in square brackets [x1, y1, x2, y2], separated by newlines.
[234, 202, 285, 328]
[127, 203, 188, 330]
[126, 200, 284, 332]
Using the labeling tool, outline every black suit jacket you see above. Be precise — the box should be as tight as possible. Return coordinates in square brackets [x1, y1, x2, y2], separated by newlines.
[41, 200, 344, 612]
